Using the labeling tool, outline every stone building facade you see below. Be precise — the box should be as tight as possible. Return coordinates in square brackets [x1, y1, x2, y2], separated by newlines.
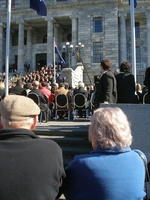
[0, 0, 150, 85]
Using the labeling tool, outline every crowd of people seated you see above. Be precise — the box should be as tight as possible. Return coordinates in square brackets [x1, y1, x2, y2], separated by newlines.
[0, 61, 149, 122]
[0, 60, 149, 200]
[0, 65, 94, 122]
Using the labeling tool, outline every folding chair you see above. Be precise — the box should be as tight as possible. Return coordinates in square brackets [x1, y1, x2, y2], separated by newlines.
[55, 94, 70, 121]
[27, 92, 43, 123]
[73, 93, 89, 121]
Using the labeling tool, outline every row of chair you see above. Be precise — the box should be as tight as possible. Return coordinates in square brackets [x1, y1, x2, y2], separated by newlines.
[55, 93, 91, 121]
[27, 92, 91, 121]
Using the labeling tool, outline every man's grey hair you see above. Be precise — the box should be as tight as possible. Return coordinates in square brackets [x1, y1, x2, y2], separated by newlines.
[78, 81, 85, 88]
[1, 116, 34, 129]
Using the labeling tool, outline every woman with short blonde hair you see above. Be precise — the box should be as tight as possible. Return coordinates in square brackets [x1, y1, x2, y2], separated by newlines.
[63, 107, 146, 200]
[89, 107, 132, 150]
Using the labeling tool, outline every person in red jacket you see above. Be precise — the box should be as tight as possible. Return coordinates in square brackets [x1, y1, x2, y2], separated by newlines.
[39, 81, 54, 106]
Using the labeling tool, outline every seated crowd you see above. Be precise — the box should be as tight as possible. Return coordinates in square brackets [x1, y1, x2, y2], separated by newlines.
[0, 61, 149, 200]
[0, 61, 149, 121]
[0, 65, 94, 121]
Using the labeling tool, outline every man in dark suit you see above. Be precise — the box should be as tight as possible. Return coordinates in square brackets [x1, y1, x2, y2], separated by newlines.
[29, 81, 49, 122]
[73, 81, 89, 99]
[73, 81, 89, 117]
[9, 79, 26, 96]
[94, 59, 117, 107]
[115, 61, 139, 104]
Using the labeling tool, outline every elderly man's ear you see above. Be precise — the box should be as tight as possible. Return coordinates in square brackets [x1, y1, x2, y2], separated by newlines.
[30, 116, 38, 130]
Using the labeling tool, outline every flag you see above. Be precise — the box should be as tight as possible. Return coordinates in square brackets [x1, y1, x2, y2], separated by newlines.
[129, 0, 138, 8]
[30, 0, 47, 16]
[54, 42, 66, 68]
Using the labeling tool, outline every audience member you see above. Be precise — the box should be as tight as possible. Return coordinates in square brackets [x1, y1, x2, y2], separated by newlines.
[54, 83, 70, 99]
[73, 81, 89, 118]
[94, 59, 117, 107]
[29, 81, 49, 122]
[39, 81, 53, 107]
[0, 95, 66, 200]
[9, 79, 27, 96]
[136, 83, 143, 103]
[54, 83, 72, 119]
[115, 61, 139, 103]
[23, 82, 33, 95]
[62, 107, 146, 200]
[73, 81, 89, 99]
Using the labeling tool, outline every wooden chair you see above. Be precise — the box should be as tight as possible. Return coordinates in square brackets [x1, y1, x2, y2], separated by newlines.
[73, 93, 89, 121]
[55, 94, 70, 121]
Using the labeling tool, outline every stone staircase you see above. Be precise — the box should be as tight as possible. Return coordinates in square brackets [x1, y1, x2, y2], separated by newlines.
[34, 122, 93, 167]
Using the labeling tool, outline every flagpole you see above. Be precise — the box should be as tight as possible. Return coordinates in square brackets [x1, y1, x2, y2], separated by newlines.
[5, 0, 12, 96]
[53, 37, 56, 83]
[130, 0, 136, 83]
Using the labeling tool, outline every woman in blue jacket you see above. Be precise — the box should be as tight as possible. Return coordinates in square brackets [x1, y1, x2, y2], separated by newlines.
[63, 107, 146, 200]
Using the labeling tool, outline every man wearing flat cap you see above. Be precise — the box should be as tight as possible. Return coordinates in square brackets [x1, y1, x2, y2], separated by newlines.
[0, 95, 66, 200]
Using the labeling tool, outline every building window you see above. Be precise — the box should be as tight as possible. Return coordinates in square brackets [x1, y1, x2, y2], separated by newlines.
[6, 0, 15, 8]
[43, 35, 47, 43]
[135, 22, 140, 38]
[93, 42, 103, 63]
[127, 46, 141, 64]
[93, 18, 103, 33]
[136, 46, 141, 63]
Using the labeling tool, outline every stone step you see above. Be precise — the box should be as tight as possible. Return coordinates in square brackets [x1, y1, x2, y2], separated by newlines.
[38, 136, 92, 167]
[34, 120, 92, 167]
[39, 136, 90, 145]
[34, 130, 89, 137]
[34, 130, 92, 167]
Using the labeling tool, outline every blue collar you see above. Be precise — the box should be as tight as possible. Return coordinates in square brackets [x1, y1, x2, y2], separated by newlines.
[90, 146, 131, 155]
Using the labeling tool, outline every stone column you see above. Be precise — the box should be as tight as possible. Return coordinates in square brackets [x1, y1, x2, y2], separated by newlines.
[46, 17, 53, 65]
[146, 13, 150, 67]
[54, 24, 59, 44]
[0, 23, 4, 71]
[26, 26, 32, 70]
[17, 18, 25, 73]
[70, 15, 78, 68]
[119, 13, 127, 64]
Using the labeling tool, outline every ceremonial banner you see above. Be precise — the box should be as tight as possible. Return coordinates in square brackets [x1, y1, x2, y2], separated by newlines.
[30, 0, 47, 16]
[129, 0, 138, 8]
[55, 42, 66, 68]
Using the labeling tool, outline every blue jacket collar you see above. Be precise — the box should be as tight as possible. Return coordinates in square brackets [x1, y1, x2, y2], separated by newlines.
[91, 146, 131, 154]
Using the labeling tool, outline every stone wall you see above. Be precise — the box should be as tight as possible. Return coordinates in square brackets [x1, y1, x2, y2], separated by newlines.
[100, 104, 150, 162]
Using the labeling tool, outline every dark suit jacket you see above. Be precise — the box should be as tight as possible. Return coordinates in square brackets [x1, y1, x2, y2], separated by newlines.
[9, 85, 26, 96]
[73, 87, 89, 99]
[29, 88, 48, 111]
[115, 73, 139, 103]
[95, 70, 117, 105]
